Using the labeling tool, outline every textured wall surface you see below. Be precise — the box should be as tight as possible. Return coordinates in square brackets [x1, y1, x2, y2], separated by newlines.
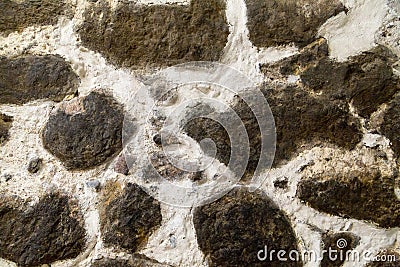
[0, 0, 400, 266]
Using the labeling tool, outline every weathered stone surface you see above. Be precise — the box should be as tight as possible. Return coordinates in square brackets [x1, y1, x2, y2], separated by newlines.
[42, 91, 124, 170]
[366, 249, 400, 267]
[0, 193, 86, 266]
[114, 154, 129, 176]
[100, 182, 162, 253]
[0, 0, 67, 35]
[0, 55, 80, 105]
[245, 0, 345, 47]
[194, 187, 302, 266]
[380, 96, 400, 159]
[300, 46, 400, 117]
[263, 84, 362, 165]
[321, 232, 360, 267]
[0, 113, 12, 145]
[27, 157, 42, 173]
[91, 255, 170, 267]
[78, 0, 229, 68]
[297, 169, 400, 228]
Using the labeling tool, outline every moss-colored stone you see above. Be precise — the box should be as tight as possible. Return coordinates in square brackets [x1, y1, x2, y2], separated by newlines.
[99, 182, 162, 253]
[78, 0, 229, 69]
[42, 91, 124, 170]
[245, 0, 345, 47]
[194, 187, 302, 266]
[321, 232, 360, 267]
[0, 0, 67, 35]
[0, 193, 86, 266]
[0, 113, 12, 145]
[0, 55, 80, 105]
[297, 169, 400, 228]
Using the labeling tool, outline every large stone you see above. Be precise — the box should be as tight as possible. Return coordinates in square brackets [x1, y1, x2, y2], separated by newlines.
[42, 91, 124, 170]
[193, 187, 302, 266]
[297, 169, 400, 228]
[78, 0, 229, 69]
[0, 113, 12, 145]
[0, 0, 67, 35]
[365, 249, 400, 267]
[0, 55, 80, 105]
[0, 193, 86, 266]
[91, 255, 170, 267]
[245, 0, 345, 47]
[99, 182, 162, 253]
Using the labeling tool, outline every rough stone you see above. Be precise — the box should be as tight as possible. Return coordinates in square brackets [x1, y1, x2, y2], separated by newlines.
[366, 249, 400, 267]
[99, 182, 162, 253]
[114, 154, 129, 176]
[245, 0, 345, 47]
[42, 91, 124, 170]
[78, 0, 229, 69]
[300, 46, 400, 118]
[297, 169, 400, 228]
[0, 193, 86, 266]
[0, 113, 12, 145]
[27, 157, 42, 173]
[380, 96, 400, 159]
[0, 55, 80, 105]
[321, 232, 360, 267]
[193, 187, 302, 266]
[0, 0, 67, 35]
[91, 255, 170, 267]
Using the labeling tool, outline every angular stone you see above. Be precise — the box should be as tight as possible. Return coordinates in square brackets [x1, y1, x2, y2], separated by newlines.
[0, 0, 67, 35]
[366, 249, 400, 267]
[321, 232, 360, 267]
[42, 91, 124, 170]
[114, 154, 129, 176]
[0, 113, 12, 145]
[300, 46, 400, 118]
[78, 0, 229, 68]
[193, 187, 302, 266]
[0, 193, 86, 266]
[0, 55, 80, 105]
[91, 255, 170, 267]
[297, 169, 400, 228]
[380, 96, 400, 159]
[245, 0, 345, 47]
[99, 182, 162, 253]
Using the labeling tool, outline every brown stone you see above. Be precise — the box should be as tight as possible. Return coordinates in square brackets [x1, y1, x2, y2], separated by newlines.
[0, 113, 12, 145]
[321, 232, 360, 267]
[193, 187, 302, 266]
[99, 182, 162, 253]
[0, 55, 80, 105]
[380, 96, 400, 159]
[91, 255, 171, 267]
[78, 0, 229, 69]
[0, 0, 68, 35]
[245, 0, 345, 47]
[42, 91, 124, 170]
[366, 249, 400, 267]
[0, 193, 86, 266]
[297, 169, 400, 228]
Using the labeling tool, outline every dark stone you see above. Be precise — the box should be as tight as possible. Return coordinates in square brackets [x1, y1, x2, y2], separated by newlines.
[264, 84, 362, 166]
[300, 46, 400, 117]
[366, 249, 400, 267]
[321, 232, 360, 267]
[114, 154, 129, 176]
[0, 113, 12, 145]
[380, 96, 400, 159]
[0, 193, 86, 266]
[27, 157, 42, 173]
[245, 0, 345, 47]
[297, 169, 400, 228]
[274, 176, 289, 189]
[78, 0, 229, 69]
[100, 182, 162, 253]
[91, 255, 170, 267]
[42, 91, 124, 170]
[0, 55, 80, 105]
[0, 0, 68, 35]
[193, 187, 302, 267]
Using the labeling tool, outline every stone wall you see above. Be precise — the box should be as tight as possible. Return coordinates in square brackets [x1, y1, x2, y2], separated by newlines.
[0, 0, 399, 266]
